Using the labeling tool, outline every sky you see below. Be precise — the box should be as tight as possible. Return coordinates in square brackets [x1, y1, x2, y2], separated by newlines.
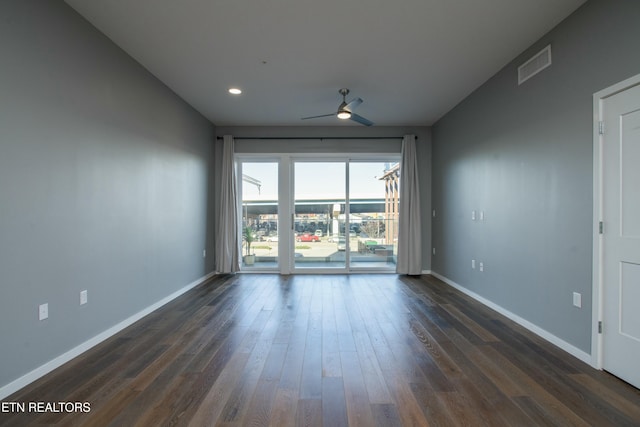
[241, 161, 396, 201]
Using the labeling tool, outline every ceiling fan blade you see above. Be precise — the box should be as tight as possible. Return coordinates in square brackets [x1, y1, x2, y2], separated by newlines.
[349, 113, 374, 126]
[301, 113, 336, 120]
[344, 97, 363, 112]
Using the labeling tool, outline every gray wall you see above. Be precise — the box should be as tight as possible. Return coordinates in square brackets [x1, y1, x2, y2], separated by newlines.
[216, 126, 432, 271]
[0, 0, 216, 389]
[431, 0, 640, 353]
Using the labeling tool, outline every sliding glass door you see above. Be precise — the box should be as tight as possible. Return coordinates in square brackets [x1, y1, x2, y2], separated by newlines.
[349, 161, 399, 269]
[237, 155, 399, 273]
[239, 161, 279, 270]
[293, 161, 346, 270]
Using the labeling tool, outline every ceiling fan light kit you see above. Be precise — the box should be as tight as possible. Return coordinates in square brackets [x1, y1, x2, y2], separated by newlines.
[301, 88, 373, 126]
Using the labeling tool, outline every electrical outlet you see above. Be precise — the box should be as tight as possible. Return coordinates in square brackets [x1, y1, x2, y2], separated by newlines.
[479, 262, 484, 272]
[573, 292, 582, 308]
[202, 249, 206, 258]
[471, 210, 476, 221]
[432, 247, 436, 255]
[39, 303, 48, 320]
[472, 259, 476, 269]
[480, 211, 485, 221]
[432, 209, 436, 217]
[80, 290, 88, 305]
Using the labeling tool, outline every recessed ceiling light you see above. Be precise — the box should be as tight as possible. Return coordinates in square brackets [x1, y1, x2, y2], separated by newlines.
[228, 88, 242, 95]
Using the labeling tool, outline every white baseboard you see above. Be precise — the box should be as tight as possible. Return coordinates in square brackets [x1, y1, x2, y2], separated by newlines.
[428, 272, 594, 366]
[0, 271, 217, 400]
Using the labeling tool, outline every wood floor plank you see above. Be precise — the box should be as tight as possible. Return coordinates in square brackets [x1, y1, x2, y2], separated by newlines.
[77, 386, 140, 427]
[129, 373, 196, 427]
[242, 343, 287, 426]
[492, 338, 630, 426]
[296, 398, 322, 427]
[379, 367, 432, 427]
[3, 274, 640, 427]
[106, 351, 202, 426]
[448, 333, 526, 398]
[187, 353, 250, 427]
[334, 285, 357, 353]
[268, 388, 297, 427]
[479, 344, 591, 426]
[339, 284, 392, 405]
[300, 312, 323, 400]
[435, 390, 482, 427]
[370, 403, 403, 427]
[321, 377, 348, 427]
[439, 303, 500, 343]
[277, 297, 308, 393]
[321, 285, 341, 378]
[340, 351, 377, 427]
[407, 381, 455, 427]
[511, 395, 570, 427]
[568, 373, 640, 421]
[355, 345, 392, 405]
[218, 319, 278, 424]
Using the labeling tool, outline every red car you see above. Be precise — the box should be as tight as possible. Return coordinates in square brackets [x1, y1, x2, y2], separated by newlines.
[296, 233, 320, 242]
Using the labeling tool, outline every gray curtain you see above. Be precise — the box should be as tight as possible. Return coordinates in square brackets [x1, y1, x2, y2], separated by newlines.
[215, 135, 240, 273]
[396, 134, 422, 275]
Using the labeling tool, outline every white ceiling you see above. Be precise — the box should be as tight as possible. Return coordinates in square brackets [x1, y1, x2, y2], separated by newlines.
[65, 0, 587, 127]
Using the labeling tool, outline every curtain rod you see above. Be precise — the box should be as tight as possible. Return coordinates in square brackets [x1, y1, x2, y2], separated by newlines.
[215, 136, 411, 141]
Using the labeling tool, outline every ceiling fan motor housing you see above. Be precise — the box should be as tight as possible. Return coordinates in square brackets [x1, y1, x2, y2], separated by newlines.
[301, 88, 373, 126]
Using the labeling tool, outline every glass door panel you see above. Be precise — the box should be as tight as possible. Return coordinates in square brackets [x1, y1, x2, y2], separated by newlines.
[240, 162, 279, 270]
[293, 162, 346, 270]
[349, 162, 399, 270]
[239, 156, 400, 273]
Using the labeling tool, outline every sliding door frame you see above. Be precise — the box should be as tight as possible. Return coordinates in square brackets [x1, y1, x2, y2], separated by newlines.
[236, 155, 286, 273]
[290, 156, 349, 274]
[236, 153, 401, 274]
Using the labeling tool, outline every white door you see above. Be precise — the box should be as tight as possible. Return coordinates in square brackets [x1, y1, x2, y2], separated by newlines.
[602, 82, 640, 388]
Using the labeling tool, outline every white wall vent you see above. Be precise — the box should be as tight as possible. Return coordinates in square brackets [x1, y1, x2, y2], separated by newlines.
[518, 45, 552, 85]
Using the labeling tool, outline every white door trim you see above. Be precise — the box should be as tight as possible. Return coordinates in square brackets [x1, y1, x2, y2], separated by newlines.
[592, 72, 640, 369]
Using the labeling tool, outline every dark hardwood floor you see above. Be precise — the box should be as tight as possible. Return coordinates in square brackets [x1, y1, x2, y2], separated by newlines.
[2, 274, 640, 426]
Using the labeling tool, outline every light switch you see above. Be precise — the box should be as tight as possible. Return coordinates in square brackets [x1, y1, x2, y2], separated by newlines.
[573, 292, 582, 308]
[39, 303, 48, 320]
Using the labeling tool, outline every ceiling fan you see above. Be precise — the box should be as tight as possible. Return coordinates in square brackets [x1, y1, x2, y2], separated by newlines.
[301, 88, 374, 126]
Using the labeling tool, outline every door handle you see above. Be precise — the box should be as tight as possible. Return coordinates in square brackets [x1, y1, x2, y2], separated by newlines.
[291, 213, 294, 230]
